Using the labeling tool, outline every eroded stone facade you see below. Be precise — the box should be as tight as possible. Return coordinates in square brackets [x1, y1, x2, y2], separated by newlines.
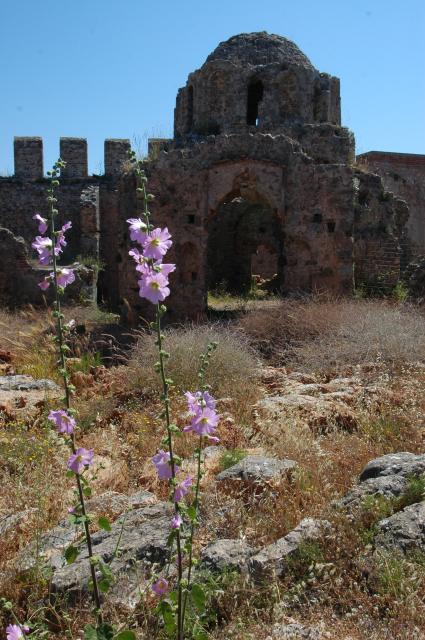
[0, 32, 423, 317]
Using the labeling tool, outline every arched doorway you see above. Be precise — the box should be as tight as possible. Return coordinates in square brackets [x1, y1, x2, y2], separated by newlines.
[207, 195, 283, 295]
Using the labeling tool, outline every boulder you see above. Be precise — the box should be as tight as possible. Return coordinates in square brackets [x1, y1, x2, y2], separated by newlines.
[271, 621, 325, 639]
[49, 502, 172, 599]
[359, 452, 425, 482]
[0, 374, 62, 416]
[375, 501, 425, 553]
[216, 455, 297, 484]
[249, 518, 329, 580]
[338, 475, 409, 508]
[200, 538, 256, 573]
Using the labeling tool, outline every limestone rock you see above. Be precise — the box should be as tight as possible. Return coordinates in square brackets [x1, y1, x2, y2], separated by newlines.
[0, 508, 37, 538]
[339, 475, 409, 508]
[216, 455, 297, 484]
[375, 502, 425, 553]
[200, 538, 256, 573]
[0, 374, 62, 416]
[249, 518, 329, 580]
[271, 621, 325, 639]
[49, 502, 172, 599]
[359, 452, 425, 482]
[85, 490, 157, 518]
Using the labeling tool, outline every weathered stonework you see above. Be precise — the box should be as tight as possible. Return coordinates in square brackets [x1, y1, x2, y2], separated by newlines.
[0, 32, 423, 317]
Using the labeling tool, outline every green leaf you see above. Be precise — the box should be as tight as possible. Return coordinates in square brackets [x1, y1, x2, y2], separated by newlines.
[98, 578, 112, 593]
[66, 469, 75, 478]
[83, 624, 98, 640]
[83, 486, 92, 497]
[113, 632, 136, 640]
[64, 545, 79, 564]
[98, 516, 112, 532]
[96, 623, 115, 640]
[191, 583, 206, 612]
[186, 506, 197, 522]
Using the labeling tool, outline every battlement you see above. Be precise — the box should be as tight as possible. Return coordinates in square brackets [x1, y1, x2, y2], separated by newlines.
[11, 137, 132, 179]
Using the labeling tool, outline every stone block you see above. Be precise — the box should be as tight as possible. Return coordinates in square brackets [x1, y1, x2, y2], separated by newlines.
[14, 137, 43, 179]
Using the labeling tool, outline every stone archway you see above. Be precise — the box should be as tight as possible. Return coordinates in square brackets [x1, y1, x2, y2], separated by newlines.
[207, 193, 283, 294]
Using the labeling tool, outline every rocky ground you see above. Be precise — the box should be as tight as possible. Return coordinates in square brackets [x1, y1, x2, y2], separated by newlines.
[1, 300, 425, 639]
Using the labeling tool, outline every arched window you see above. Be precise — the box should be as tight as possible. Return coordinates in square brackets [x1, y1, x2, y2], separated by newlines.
[186, 85, 194, 132]
[247, 80, 264, 126]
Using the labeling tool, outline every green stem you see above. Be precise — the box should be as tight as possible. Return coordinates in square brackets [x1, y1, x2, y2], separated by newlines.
[155, 304, 183, 640]
[48, 168, 103, 623]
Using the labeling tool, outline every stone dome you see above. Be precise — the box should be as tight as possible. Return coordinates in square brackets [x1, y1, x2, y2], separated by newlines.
[205, 32, 314, 69]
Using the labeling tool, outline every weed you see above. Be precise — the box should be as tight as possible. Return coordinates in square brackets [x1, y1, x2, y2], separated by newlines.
[218, 449, 247, 471]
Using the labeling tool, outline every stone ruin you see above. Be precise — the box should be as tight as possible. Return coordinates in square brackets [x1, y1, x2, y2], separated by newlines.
[0, 32, 424, 318]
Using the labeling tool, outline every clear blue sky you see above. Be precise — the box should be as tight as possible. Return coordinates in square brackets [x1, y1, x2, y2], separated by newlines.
[0, 0, 424, 175]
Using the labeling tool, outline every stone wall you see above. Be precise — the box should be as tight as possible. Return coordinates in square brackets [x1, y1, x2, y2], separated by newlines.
[357, 152, 425, 261]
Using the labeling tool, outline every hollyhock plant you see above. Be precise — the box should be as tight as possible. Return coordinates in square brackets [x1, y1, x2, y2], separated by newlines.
[56, 267, 75, 288]
[171, 513, 183, 529]
[152, 449, 179, 480]
[67, 447, 94, 475]
[173, 476, 193, 503]
[152, 577, 169, 597]
[6, 624, 29, 639]
[31, 236, 54, 265]
[48, 409, 76, 434]
[33, 213, 48, 234]
[127, 217, 147, 244]
[142, 227, 172, 260]
[138, 271, 170, 304]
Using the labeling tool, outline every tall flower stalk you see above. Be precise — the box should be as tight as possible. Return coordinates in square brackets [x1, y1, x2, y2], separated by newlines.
[32, 161, 103, 627]
[127, 150, 220, 639]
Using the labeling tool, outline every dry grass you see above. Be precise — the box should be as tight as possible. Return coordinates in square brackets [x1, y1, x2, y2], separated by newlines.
[3, 298, 425, 638]
[126, 323, 261, 424]
[238, 296, 425, 373]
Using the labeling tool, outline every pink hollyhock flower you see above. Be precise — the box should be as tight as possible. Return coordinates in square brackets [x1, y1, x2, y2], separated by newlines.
[6, 624, 26, 639]
[171, 513, 183, 529]
[56, 221, 72, 246]
[127, 218, 148, 244]
[64, 319, 76, 330]
[38, 275, 52, 291]
[67, 506, 76, 514]
[138, 272, 170, 304]
[67, 448, 94, 474]
[155, 262, 176, 277]
[142, 227, 172, 260]
[32, 236, 53, 265]
[33, 213, 48, 234]
[185, 391, 216, 414]
[152, 577, 169, 596]
[48, 409, 76, 434]
[152, 450, 179, 479]
[56, 268, 75, 288]
[184, 407, 219, 437]
[173, 476, 193, 502]
[129, 247, 148, 270]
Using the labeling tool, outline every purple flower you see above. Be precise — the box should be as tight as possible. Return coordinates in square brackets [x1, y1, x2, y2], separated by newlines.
[171, 513, 183, 529]
[173, 476, 193, 502]
[33, 213, 48, 234]
[152, 449, 179, 479]
[138, 272, 170, 304]
[127, 218, 148, 244]
[56, 221, 72, 249]
[56, 268, 75, 288]
[38, 276, 52, 291]
[192, 407, 220, 436]
[155, 262, 176, 277]
[185, 391, 216, 414]
[6, 625, 26, 640]
[48, 409, 76, 434]
[67, 448, 94, 474]
[67, 506, 76, 514]
[32, 236, 53, 265]
[151, 577, 169, 596]
[142, 227, 172, 260]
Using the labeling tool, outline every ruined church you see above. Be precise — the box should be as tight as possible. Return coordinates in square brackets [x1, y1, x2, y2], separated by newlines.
[1, 32, 424, 318]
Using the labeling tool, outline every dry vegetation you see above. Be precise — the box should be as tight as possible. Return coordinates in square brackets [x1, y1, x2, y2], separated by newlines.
[1, 297, 425, 639]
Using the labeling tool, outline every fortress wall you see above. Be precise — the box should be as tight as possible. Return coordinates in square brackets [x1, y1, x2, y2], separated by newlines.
[357, 152, 425, 259]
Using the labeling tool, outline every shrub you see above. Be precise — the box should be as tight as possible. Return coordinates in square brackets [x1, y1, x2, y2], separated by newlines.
[127, 323, 261, 423]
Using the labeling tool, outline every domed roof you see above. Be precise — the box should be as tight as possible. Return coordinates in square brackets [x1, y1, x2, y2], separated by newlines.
[205, 32, 314, 69]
